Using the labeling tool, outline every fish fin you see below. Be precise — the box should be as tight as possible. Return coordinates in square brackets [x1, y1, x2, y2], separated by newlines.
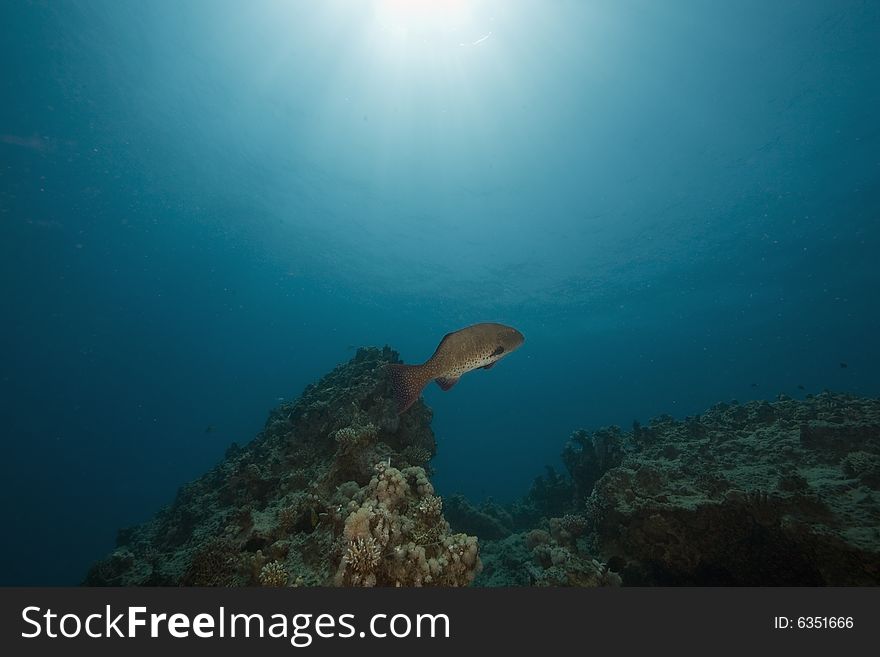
[387, 363, 429, 414]
[482, 362, 495, 369]
[427, 332, 455, 360]
[435, 376, 460, 391]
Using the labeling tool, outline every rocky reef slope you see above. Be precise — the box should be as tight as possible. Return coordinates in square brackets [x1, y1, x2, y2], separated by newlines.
[586, 394, 880, 584]
[88, 348, 879, 587]
[86, 347, 480, 587]
[454, 393, 880, 586]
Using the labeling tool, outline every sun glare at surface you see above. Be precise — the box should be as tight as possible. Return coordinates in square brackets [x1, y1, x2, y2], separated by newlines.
[377, 0, 471, 26]
[373, 0, 480, 41]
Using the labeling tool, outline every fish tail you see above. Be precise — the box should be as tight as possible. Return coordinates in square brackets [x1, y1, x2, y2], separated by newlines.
[387, 363, 430, 414]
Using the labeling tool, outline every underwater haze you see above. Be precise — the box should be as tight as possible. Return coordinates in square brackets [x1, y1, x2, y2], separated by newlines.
[1, 0, 879, 584]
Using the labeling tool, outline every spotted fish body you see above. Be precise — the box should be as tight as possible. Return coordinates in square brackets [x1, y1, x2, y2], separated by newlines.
[387, 322, 525, 413]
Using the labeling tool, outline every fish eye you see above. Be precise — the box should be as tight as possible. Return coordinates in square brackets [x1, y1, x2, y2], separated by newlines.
[492, 345, 505, 356]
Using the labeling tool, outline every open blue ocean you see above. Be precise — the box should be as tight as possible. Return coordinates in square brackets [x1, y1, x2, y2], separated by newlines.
[1, 1, 878, 585]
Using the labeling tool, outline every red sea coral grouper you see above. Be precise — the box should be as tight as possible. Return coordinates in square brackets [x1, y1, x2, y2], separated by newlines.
[388, 322, 525, 413]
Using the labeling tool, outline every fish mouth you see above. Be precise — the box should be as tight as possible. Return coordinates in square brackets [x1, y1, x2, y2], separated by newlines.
[497, 323, 525, 349]
[511, 329, 525, 347]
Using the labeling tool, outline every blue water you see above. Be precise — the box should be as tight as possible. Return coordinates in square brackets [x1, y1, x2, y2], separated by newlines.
[1, 0, 878, 585]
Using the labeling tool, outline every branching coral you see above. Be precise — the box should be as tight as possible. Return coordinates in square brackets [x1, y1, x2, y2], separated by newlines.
[333, 463, 481, 587]
[330, 421, 384, 485]
[342, 536, 383, 587]
[259, 561, 289, 587]
[334, 422, 378, 452]
[417, 495, 443, 519]
[412, 496, 445, 545]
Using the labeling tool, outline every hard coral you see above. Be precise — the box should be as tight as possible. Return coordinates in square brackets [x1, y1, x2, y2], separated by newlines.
[333, 463, 481, 587]
[87, 347, 440, 587]
[259, 561, 289, 587]
[584, 392, 880, 585]
[342, 536, 383, 587]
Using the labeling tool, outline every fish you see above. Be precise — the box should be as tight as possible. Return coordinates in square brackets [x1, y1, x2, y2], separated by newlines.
[387, 322, 525, 414]
[840, 362, 848, 369]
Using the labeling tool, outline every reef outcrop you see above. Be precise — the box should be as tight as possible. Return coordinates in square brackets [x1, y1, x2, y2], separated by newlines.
[87, 349, 879, 587]
[584, 393, 880, 584]
[86, 347, 480, 587]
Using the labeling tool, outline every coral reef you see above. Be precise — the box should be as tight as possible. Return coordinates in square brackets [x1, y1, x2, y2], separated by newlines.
[576, 393, 880, 585]
[259, 560, 289, 587]
[85, 347, 457, 587]
[476, 517, 622, 587]
[333, 462, 481, 586]
[475, 392, 880, 586]
[85, 347, 878, 588]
